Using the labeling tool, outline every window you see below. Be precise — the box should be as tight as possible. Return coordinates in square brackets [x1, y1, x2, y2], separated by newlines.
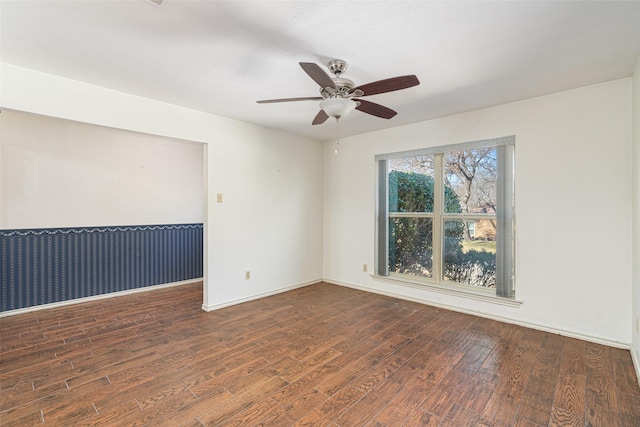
[467, 221, 476, 239]
[376, 136, 515, 298]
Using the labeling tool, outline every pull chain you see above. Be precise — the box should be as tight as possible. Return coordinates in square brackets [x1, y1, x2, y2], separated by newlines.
[334, 117, 340, 155]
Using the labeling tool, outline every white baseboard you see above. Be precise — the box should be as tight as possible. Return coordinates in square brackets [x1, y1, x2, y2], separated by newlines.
[0, 278, 203, 318]
[201, 279, 321, 312]
[323, 278, 632, 350]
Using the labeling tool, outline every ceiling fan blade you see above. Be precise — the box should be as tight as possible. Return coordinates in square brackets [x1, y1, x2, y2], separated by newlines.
[257, 96, 323, 104]
[312, 110, 329, 125]
[353, 75, 420, 96]
[300, 62, 336, 89]
[354, 99, 397, 119]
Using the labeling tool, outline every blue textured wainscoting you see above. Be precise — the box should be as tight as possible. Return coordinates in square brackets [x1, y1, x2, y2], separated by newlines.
[0, 224, 203, 312]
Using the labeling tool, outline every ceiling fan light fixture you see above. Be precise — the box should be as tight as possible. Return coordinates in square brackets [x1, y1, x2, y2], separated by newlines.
[319, 98, 357, 120]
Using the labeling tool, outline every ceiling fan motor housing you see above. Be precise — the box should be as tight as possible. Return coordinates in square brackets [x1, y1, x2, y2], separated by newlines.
[321, 77, 355, 98]
[322, 60, 355, 98]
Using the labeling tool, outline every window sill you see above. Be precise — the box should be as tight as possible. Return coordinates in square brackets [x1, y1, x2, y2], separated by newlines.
[371, 274, 523, 308]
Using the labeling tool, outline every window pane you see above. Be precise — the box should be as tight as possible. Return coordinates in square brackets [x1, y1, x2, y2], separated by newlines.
[389, 217, 433, 278]
[444, 148, 497, 214]
[389, 155, 434, 213]
[443, 219, 496, 288]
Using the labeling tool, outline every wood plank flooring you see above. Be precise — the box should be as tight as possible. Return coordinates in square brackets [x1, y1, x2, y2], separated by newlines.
[1, 282, 639, 426]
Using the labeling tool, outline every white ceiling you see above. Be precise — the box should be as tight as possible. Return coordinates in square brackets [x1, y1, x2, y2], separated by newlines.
[2, 1, 640, 141]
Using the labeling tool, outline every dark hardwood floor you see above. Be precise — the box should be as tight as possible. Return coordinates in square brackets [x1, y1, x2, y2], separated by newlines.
[1, 282, 639, 426]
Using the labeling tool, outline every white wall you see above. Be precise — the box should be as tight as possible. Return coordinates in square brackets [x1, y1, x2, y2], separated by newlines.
[1, 110, 203, 229]
[1, 63, 324, 310]
[632, 57, 640, 370]
[323, 78, 633, 346]
[204, 122, 323, 309]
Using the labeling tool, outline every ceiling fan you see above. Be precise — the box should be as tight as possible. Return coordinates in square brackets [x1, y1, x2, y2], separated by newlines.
[256, 60, 420, 125]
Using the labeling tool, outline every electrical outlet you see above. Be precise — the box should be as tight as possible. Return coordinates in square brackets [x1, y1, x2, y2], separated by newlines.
[245, 271, 251, 280]
[216, 193, 223, 203]
[363, 264, 368, 273]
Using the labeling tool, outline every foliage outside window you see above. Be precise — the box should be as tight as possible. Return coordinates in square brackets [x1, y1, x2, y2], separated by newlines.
[376, 137, 515, 298]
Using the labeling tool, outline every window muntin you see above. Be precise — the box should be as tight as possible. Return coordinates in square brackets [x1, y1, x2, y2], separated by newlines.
[376, 137, 514, 298]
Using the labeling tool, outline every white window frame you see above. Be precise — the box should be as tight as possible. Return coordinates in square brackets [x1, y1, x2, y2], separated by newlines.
[375, 136, 517, 301]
